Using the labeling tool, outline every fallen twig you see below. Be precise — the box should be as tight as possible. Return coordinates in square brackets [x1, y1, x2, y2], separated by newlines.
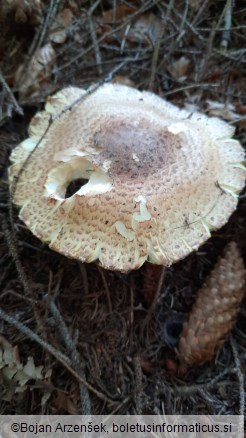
[0, 307, 113, 405]
[28, 0, 64, 56]
[1, 217, 32, 298]
[221, 0, 233, 50]
[148, 17, 164, 91]
[0, 69, 23, 117]
[44, 297, 91, 414]
[87, 0, 103, 75]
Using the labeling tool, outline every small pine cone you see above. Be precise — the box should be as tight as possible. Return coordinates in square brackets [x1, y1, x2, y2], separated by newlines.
[178, 242, 245, 369]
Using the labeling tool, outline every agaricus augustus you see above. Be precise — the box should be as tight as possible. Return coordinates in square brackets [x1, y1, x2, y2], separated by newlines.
[9, 84, 245, 272]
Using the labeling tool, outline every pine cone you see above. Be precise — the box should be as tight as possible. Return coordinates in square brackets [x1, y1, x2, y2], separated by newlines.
[178, 242, 245, 369]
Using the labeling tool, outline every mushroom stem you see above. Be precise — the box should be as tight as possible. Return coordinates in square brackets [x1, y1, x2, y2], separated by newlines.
[142, 264, 164, 307]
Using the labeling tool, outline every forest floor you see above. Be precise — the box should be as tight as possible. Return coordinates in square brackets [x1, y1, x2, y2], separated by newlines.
[0, 0, 245, 416]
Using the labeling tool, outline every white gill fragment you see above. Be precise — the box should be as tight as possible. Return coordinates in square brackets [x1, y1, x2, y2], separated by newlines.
[133, 195, 152, 222]
[115, 221, 135, 241]
[132, 153, 140, 162]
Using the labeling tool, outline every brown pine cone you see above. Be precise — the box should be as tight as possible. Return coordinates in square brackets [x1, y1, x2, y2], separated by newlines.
[177, 242, 245, 369]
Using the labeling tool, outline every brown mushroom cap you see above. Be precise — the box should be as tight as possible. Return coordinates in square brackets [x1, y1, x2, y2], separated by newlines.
[9, 84, 245, 272]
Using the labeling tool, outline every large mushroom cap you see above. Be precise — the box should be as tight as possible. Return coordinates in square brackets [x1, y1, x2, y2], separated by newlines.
[9, 84, 245, 272]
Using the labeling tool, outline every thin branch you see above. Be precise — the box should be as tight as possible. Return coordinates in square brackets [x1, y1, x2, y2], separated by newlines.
[28, 0, 64, 56]
[0, 307, 113, 404]
[163, 82, 219, 96]
[148, 19, 165, 91]
[44, 297, 91, 414]
[87, 0, 103, 75]
[0, 307, 70, 365]
[221, 0, 233, 50]
[176, 0, 189, 43]
[0, 69, 23, 116]
[191, 0, 210, 26]
[1, 217, 33, 298]
[57, 0, 154, 73]
[197, 20, 217, 82]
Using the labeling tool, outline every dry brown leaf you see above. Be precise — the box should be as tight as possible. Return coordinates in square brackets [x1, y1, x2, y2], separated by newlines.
[238, 118, 246, 132]
[126, 13, 162, 46]
[236, 103, 246, 115]
[49, 8, 73, 44]
[168, 57, 190, 82]
[101, 4, 137, 23]
[96, 4, 136, 43]
[53, 390, 79, 414]
[235, 103, 246, 131]
[111, 75, 135, 87]
[97, 8, 161, 47]
[177, 242, 245, 371]
[15, 43, 56, 100]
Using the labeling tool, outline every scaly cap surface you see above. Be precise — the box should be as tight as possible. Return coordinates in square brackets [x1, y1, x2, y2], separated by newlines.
[9, 84, 245, 271]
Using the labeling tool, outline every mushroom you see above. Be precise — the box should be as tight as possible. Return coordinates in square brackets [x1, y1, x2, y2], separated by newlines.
[9, 84, 245, 272]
